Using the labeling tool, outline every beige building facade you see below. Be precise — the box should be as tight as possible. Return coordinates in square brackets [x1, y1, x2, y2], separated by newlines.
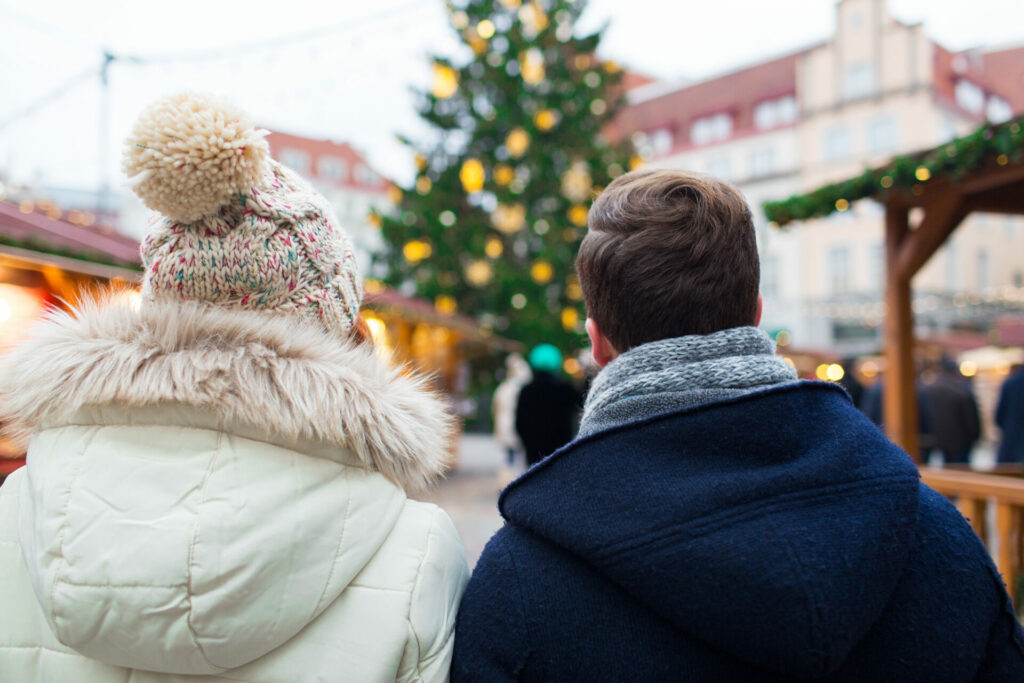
[617, 0, 1024, 357]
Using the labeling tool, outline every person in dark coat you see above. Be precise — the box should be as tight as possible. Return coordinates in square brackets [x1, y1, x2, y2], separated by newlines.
[996, 364, 1024, 464]
[860, 378, 935, 461]
[452, 169, 1024, 682]
[923, 359, 981, 464]
[515, 344, 581, 467]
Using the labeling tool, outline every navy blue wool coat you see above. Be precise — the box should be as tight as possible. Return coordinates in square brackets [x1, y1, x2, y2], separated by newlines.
[452, 383, 1024, 682]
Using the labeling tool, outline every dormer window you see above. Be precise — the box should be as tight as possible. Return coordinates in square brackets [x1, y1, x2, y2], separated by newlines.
[754, 95, 798, 130]
[691, 113, 732, 146]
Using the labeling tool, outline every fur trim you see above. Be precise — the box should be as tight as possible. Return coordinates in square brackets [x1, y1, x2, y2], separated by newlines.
[0, 297, 456, 490]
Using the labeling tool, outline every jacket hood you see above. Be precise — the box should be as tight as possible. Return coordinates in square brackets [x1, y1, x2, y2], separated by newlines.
[0, 298, 455, 674]
[0, 296, 455, 489]
[500, 382, 921, 678]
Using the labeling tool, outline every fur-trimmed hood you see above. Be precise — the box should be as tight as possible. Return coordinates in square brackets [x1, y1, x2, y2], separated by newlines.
[0, 297, 455, 490]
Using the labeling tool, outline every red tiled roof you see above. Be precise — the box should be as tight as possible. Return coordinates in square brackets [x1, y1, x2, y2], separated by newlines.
[982, 45, 1024, 114]
[0, 200, 140, 267]
[609, 51, 802, 150]
[266, 131, 390, 193]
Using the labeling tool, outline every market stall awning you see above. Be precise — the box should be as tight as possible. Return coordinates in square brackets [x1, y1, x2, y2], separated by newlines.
[0, 199, 141, 273]
[762, 115, 1024, 457]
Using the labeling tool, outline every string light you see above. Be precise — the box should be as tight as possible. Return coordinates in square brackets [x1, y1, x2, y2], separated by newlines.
[506, 128, 531, 157]
[431, 63, 459, 99]
[459, 158, 485, 193]
[465, 259, 494, 287]
[534, 109, 559, 132]
[485, 236, 504, 258]
[530, 260, 554, 284]
[491, 203, 526, 233]
[434, 295, 457, 315]
[567, 204, 588, 227]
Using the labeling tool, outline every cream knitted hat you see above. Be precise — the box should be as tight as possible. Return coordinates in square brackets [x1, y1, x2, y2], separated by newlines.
[122, 92, 362, 337]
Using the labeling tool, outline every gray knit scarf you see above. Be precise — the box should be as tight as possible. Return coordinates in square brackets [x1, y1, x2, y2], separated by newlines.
[578, 326, 798, 437]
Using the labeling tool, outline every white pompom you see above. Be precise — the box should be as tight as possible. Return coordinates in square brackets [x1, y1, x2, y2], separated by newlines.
[122, 92, 270, 223]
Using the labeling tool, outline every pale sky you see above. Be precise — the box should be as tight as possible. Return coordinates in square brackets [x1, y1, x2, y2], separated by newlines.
[2, 0, 1023, 199]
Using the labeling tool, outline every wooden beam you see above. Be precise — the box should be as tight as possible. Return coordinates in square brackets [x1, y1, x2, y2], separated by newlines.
[896, 190, 967, 279]
[963, 180, 1024, 215]
[884, 205, 919, 459]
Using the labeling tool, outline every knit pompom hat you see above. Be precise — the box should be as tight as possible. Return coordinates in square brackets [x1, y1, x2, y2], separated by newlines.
[122, 92, 362, 337]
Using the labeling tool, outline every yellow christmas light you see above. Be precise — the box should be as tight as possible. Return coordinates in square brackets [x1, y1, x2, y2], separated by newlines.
[534, 109, 559, 132]
[518, 1, 549, 35]
[629, 155, 644, 170]
[561, 307, 579, 330]
[460, 158, 485, 193]
[506, 127, 531, 157]
[880, 175, 894, 189]
[476, 19, 496, 39]
[485, 236, 504, 258]
[520, 48, 546, 86]
[494, 164, 516, 186]
[414, 153, 429, 172]
[416, 176, 432, 194]
[566, 282, 583, 301]
[835, 198, 849, 212]
[432, 64, 459, 99]
[451, 10, 469, 29]
[603, 60, 621, 73]
[825, 364, 845, 381]
[368, 211, 382, 228]
[915, 166, 931, 182]
[465, 259, 494, 287]
[435, 295, 458, 315]
[363, 279, 384, 294]
[468, 37, 488, 56]
[491, 203, 527, 233]
[561, 161, 593, 203]
[499, 0, 522, 8]
[403, 240, 432, 263]
[567, 204, 589, 227]
[573, 54, 592, 71]
[563, 358, 581, 376]
[530, 260, 554, 284]
[387, 184, 403, 204]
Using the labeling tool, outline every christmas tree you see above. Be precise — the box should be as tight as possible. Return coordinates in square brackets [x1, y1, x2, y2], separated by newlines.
[375, 0, 633, 354]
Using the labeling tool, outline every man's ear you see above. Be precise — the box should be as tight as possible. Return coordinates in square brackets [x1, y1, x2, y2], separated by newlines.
[586, 318, 618, 368]
[755, 293, 763, 327]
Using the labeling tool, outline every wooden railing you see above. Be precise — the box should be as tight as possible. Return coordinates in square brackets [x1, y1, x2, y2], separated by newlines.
[920, 466, 1024, 606]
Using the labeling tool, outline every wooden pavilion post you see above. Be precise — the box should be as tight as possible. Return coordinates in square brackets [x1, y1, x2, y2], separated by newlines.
[883, 203, 918, 459]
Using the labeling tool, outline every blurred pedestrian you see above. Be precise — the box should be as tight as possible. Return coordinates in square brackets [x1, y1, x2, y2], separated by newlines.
[515, 344, 581, 466]
[861, 376, 935, 460]
[0, 94, 468, 682]
[996, 364, 1024, 464]
[493, 352, 531, 486]
[838, 357, 864, 407]
[453, 169, 1024, 682]
[923, 359, 981, 465]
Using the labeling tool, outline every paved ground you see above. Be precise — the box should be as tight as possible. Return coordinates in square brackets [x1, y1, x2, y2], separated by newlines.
[415, 433, 518, 568]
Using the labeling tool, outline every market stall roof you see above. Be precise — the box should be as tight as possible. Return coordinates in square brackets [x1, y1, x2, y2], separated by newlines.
[763, 115, 1024, 228]
[364, 287, 522, 353]
[0, 199, 141, 276]
[761, 114, 1024, 459]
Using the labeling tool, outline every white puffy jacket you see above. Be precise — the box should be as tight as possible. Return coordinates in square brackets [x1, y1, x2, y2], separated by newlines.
[0, 299, 469, 682]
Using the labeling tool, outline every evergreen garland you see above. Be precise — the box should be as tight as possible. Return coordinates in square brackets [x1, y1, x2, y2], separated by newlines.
[763, 116, 1024, 227]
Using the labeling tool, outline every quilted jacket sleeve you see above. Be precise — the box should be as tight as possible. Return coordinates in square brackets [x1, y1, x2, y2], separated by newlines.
[450, 528, 528, 682]
[401, 505, 470, 683]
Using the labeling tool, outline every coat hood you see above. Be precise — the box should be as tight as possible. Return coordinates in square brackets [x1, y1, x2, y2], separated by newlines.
[0, 298, 456, 674]
[0, 297, 455, 489]
[500, 383, 921, 679]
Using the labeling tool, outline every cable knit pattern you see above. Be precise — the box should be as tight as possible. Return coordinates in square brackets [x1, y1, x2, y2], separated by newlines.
[126, 93, 362, 337]
[579, 326, 797, 436]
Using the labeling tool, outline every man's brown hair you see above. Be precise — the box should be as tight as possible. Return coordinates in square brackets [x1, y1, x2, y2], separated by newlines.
[576, 168, 759, 352]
